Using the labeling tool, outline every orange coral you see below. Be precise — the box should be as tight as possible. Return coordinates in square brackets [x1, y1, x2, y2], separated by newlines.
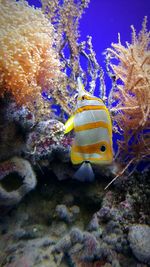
[106, 17, 150, 180]
[0, 0, 61, 112]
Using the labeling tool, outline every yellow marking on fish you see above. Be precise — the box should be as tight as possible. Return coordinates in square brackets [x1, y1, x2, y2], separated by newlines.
[74, 121, 109, 132]
[73, 141, 111, 154]
[76, 105, 107, 114]
[78, 95, 104, 103]
[71, 141, 113, 164]
[102, 108, 113, 145]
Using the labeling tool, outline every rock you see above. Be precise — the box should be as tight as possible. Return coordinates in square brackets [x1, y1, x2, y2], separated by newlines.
[51, 162, 73, 180]
[128, 224, 150, 264]
[81, 231, 100, 260]
[5, 102, 35, 130]
[55, 204, 80, 223]
[87, 214, 99, 231]
[53, 235, 72, 253]
[70, 227, 84, 244]
[62, 194, 74, 205]
[50, 221, 68, 237]
[25, 119, 67, 163]
[0, 157, 37, 206]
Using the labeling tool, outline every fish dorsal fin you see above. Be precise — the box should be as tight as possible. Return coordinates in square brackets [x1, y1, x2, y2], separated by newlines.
[77, 77, 85, 92]
[77, 77, 86, 98]
[77, 77, 91, 98]
[64, 114, 75, 134]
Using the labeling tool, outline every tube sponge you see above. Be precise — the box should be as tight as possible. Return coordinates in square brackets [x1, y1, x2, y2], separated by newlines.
[0, 0, 61, 111]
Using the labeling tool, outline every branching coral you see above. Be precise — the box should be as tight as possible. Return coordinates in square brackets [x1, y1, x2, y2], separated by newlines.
[41, 0, 90, 62]
[41, 0, 106, 116]
[105, 17, 150, 181]
[0, 0, 62, 115]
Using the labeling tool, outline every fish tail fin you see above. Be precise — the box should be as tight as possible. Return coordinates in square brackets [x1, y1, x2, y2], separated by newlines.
[73, 161, 95, 182]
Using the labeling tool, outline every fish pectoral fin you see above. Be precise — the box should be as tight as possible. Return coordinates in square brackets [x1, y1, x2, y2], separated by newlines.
[64, 114, 75, 134]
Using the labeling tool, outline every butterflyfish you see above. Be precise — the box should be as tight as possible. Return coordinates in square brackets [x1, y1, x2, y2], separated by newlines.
[64, 77, 113, 182]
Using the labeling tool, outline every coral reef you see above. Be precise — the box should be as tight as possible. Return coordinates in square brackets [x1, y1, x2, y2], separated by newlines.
[0, 169, 149, 266]
[25, 120, 66, 161]
[0, 98, 74, 184]
[24, 118, 75, 180]
[0, 1, 149, 267]
[0, 157, 37, 206]
[106, 17, 150, 180]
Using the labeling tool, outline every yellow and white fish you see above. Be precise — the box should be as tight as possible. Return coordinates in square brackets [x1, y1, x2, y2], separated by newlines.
[64, 77, 113, 182]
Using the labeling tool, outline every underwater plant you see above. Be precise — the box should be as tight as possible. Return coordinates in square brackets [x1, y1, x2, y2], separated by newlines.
[41, 0, 106, 116]
[105, 17, 150, 186]
[0, 0, 62, 115]
[0, 0, 105, 120]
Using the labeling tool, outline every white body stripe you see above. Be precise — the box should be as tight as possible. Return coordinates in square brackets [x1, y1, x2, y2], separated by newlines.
[76, 99, 104, 109]
[75, 153, 103, 159]
[75, 127, 110, 146]
[75, 110, 109, 126]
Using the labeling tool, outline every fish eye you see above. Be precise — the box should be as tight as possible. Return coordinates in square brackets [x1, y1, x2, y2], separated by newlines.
[100, 145, 106, 152]
[82, 95, 85, 100]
